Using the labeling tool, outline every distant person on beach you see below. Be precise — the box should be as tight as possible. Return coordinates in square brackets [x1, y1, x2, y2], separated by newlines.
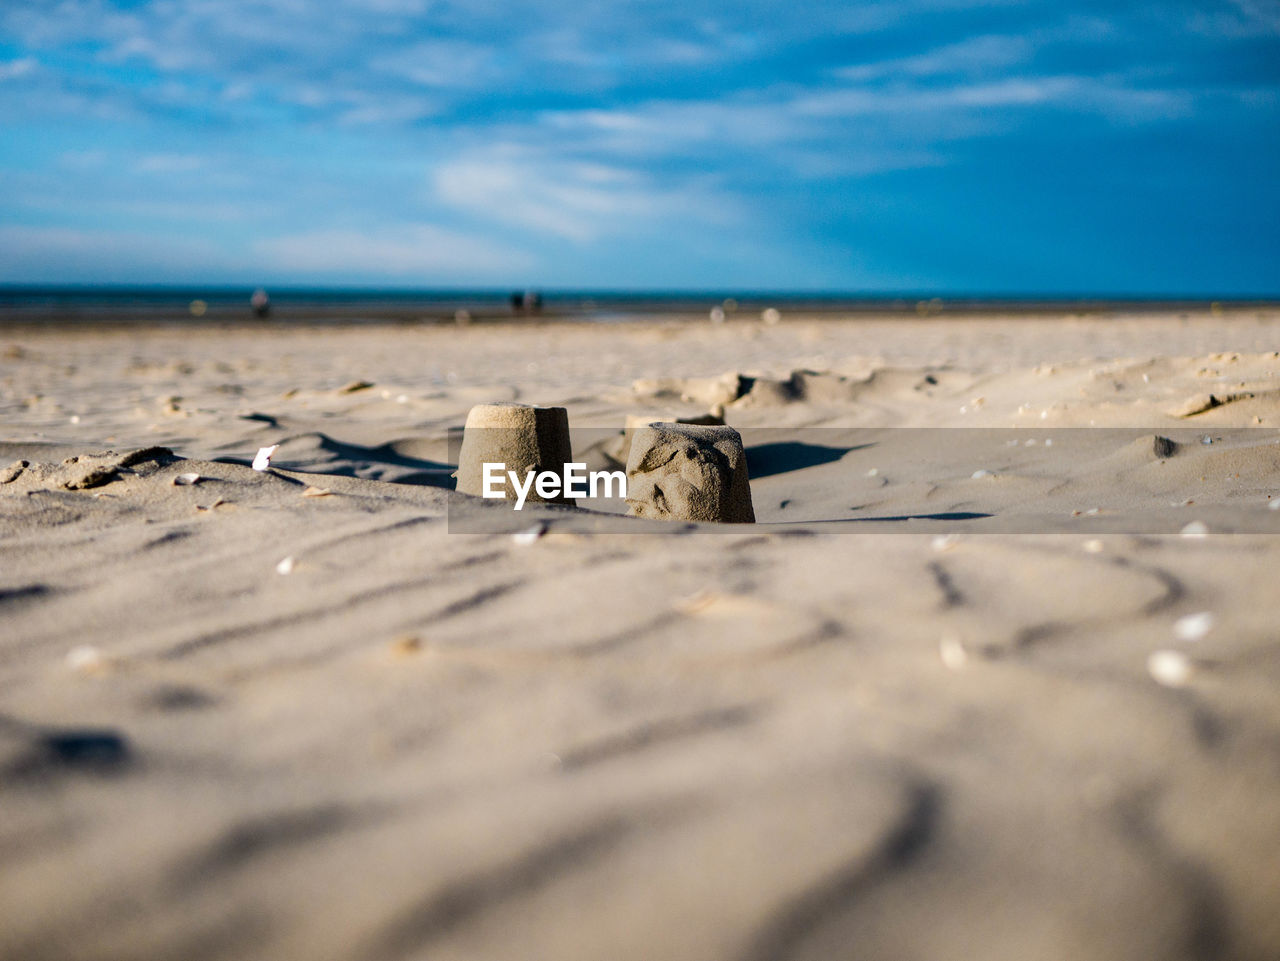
[510, 290, 542, 315]
[250, 288, 271, 318]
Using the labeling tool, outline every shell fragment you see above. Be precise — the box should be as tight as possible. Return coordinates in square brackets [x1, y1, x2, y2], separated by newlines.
[252, 445, 280, 471]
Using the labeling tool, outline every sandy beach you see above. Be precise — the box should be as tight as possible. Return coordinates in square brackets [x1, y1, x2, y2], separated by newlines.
[3, 308, 1280, 961]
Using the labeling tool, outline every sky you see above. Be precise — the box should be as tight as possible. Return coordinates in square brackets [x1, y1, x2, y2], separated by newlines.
[1, 0, 1278, 294]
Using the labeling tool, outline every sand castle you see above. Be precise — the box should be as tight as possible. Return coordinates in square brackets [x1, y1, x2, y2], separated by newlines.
[624, 422, 756, 523]
[454, 403, 576, 506]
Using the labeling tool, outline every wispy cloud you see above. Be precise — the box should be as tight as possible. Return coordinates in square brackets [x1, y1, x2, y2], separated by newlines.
[253, 225, 536, 278]
[795, 74, 1193, 121]
[835, 35, 1032, 82]
[0, 57, 37, 80]
[371, 39, 502, 89]
[434, 150, 736, 241]
[1228, 0, 1280, 32]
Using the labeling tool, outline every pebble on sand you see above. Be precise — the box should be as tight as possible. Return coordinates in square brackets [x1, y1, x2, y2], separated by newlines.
[172, 472, 201, 486]
[252, 445, 279, 471]
[1180, 521, 1209, 538]
[389, 635, 422, 656]
[1148, 649, 1193, 687]
[276, 556, 296, 575]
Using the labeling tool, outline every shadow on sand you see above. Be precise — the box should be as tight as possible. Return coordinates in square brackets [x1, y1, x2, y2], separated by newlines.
[214, 434, 457, 489]
[745, 441, 869, 479]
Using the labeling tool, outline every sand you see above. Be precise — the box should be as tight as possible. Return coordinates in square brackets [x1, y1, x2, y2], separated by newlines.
[2, 309, 1280, 961]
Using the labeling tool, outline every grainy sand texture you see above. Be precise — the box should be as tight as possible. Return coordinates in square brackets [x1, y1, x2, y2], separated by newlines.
[3, 309, 1280, 961]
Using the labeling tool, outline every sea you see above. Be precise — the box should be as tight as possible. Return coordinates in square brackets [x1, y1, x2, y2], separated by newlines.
[0, 286, 1272, 325]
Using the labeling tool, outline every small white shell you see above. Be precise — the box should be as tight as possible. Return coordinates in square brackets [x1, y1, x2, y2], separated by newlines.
[511, 523, 547, 546]
[252, 445, 280, 471]
[275, 555, 295, 575]
[66, 645, 106, 672]
[1148, 649, 1193, 687]
[173, 472, 201, 486]
[1180, 520, 1209, 538]
[1173, 611, 1215, 642]
[939, 635, 967, 671]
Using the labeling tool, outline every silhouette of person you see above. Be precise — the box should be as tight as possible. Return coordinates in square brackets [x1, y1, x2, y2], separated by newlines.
[251, 288, 270, 318]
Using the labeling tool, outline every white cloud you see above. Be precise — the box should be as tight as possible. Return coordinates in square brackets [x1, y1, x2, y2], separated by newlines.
[536, 71, 1192, 159]
[105, 33, 214, 72]
[836, 35, 1031, 82]
[275, 84, 436, 123]
[1228, 0, 1280, 32]
[434, 152, 735, 241]
[793, 75, 1188, 118]
[536, 100, 808, 156]
[0, 57, 36, 80]
[336, 94, 436, 125]
[253, 225, 535, 277]
[371, 39, 501, 89]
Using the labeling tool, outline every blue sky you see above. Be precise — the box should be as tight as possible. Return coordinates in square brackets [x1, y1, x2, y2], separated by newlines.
[1, 0, 1277, 293]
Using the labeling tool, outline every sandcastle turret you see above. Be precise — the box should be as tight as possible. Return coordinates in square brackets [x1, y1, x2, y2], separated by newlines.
[455, 403, 575, 506]
[624, 422, 755, 523]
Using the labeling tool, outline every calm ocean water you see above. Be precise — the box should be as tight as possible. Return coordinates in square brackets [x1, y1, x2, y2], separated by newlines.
[0, 286, 1269, 325]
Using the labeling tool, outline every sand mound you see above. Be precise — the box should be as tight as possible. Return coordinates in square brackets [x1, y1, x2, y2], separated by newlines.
[0, 446, 177, 491]
[632, 369, 873, 409]
[631, 371, 751, 408]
